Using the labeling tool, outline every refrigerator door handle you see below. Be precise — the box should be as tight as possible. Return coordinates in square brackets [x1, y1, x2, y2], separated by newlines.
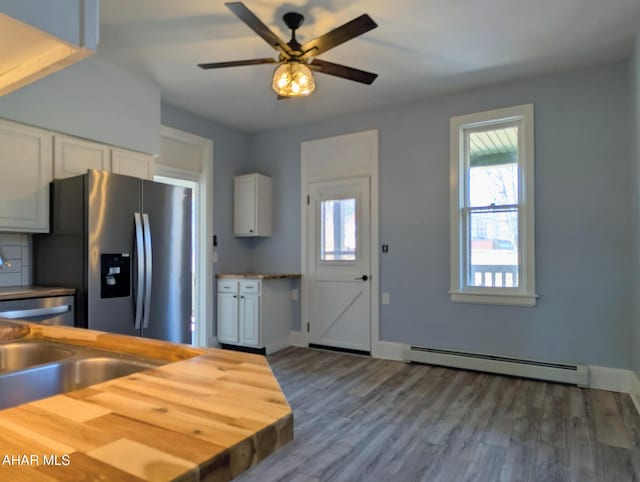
[133, 212, 145, 330]
[142, 213, 153, 329]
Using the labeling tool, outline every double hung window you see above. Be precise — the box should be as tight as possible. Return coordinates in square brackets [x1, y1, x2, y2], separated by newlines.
[449, 104, 536, 306]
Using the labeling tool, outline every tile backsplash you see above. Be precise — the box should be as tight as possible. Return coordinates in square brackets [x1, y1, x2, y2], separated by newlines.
[0, 234, 32, 287]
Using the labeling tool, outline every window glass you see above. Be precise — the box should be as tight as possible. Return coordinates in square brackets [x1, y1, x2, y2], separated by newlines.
[468, 210, 519, 287]
[320, 198, 356, 261]
[468, 126, 518, 207]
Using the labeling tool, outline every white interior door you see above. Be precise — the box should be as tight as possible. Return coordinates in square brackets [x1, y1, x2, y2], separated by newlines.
[308, 177, 371, 352]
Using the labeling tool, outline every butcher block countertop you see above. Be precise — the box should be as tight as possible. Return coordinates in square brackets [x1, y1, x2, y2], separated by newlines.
[0, 320, 293, 481]
[0, 286, 76, 301]
[215, 273, 301, 280]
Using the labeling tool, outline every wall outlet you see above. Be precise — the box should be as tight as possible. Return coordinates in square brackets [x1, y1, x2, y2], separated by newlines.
[291, 289, 299, 301]
[212, 251, 218, 263]
[382, 292, 390, 305]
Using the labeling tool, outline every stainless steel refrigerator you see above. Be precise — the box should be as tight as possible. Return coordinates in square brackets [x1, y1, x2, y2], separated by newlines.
[34, 170, 192, 344]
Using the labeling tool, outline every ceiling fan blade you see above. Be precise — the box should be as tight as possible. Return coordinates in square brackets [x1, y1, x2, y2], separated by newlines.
[225, 2, 292, 56]
[198, 58, 277, 69]
[301, 14, 377, 58]
[309, 59, 378, 85]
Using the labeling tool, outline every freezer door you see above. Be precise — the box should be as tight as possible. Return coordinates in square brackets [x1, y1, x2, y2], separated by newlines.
[141, 180, 192, 344]
[87, 171, 141, 336]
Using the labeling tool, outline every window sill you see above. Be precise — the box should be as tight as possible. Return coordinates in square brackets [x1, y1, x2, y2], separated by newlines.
[449, 291, 537, 307]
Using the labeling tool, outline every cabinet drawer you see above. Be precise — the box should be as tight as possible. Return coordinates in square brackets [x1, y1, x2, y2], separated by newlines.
[217, 280, 238, 293]
[240, 280, 261, 294]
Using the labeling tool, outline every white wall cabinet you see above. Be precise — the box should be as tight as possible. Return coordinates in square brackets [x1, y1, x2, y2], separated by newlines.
[54, 135, 111, 179]
[233, 174, 272, 237]
[111, 148, 154, 180]
[216, 278, 291, 354]
[54, 136, 154, 181]
[0, 120, 52, 233]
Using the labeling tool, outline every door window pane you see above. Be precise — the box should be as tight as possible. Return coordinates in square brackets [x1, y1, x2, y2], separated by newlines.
[321, 198, 356, 261]
[467, 210, 518, 287]
[468, 126, 519, 207]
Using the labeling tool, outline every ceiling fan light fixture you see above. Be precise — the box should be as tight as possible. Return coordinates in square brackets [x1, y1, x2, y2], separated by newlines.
[272, 61, 316, 97]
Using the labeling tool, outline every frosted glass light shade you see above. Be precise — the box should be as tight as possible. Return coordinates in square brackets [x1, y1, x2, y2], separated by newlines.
[272, 61, 316, 97]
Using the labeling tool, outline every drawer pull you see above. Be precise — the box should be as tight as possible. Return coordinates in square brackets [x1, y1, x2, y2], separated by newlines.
[0, 305, 71, 319]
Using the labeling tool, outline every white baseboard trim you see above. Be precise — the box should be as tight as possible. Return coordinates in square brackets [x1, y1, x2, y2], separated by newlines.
[589, 365, 632, 393]
[266, 341, 290, 355]
[289, 331, 308, 347]
[631, 371, 640, 417]
[373, 341, 409, 361]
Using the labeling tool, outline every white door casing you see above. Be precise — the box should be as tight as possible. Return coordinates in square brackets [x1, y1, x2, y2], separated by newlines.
[301, 129, 380, 355]
[308, 177, 371, 351]
[158, 125, 213, 347]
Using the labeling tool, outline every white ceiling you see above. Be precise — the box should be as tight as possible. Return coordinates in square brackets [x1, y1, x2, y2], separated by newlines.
[99, 0, 640, 132]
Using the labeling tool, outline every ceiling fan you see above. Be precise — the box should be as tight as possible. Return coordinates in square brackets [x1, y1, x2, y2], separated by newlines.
[198, 2, 378, 98]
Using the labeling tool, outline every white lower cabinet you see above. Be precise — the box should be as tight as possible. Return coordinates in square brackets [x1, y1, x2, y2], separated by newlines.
[217, 278, 292, 354]
[239, 293, 260, 346]
[217, 292, 239, 344]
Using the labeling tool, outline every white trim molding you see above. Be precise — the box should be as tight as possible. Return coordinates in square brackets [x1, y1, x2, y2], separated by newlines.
[375, 341, 409, 361]
[449, 104, 536, 306]
[589, 365, 634, 393]
[159, 125, 213, 348]
[301, 130, 383, 356]
[630, 371, 640, 416]
[589, 366, 640, 416]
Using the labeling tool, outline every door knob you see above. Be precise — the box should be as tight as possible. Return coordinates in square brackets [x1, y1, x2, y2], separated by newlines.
[355, 275, 369, 281]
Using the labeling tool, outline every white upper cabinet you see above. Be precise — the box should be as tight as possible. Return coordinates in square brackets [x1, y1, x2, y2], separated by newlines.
[234, 173, 272, 237]
[53, 134, 111, 179]
[0, 120, 52, 233]
[111, 148, 154, 180]
[53, 135, 154, 181]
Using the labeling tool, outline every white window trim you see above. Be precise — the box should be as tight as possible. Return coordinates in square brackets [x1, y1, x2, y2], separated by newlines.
[449, 104, 536, 306]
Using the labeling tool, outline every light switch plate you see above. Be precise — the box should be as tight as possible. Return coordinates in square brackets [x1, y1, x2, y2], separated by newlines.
[291, 289, 299, 301]
[212, 251, 218, 263]
[382, 292, 390, 305]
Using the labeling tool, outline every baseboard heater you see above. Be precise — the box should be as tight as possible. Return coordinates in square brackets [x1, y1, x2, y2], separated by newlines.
[404, 346, 589, 386]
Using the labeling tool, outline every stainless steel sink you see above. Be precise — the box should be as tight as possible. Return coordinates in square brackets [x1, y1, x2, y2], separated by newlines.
[0, 342, 73, 372]
[0, 340, 164, 410]
[60, 357, 154, 389]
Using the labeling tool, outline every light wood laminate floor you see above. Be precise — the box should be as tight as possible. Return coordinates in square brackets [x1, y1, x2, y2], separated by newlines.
[235, 347, 640, 482]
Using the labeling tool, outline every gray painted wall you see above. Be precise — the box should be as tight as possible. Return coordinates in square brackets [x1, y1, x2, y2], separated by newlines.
[0, 56, 161, 154]
[247, 61, 633, 369]
[632, 35, 640, 378]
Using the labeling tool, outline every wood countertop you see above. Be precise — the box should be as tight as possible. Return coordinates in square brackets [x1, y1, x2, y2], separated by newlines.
[215, 274, 301, 280]
[0, 320, 293, 481]
[0, 286, 76, 301]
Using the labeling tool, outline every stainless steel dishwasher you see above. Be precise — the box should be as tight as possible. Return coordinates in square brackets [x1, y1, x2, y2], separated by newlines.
[0, 296, 74, 326]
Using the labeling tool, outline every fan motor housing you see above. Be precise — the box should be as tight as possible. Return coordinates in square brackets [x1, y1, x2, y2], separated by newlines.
[283, 12, 304, 31]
